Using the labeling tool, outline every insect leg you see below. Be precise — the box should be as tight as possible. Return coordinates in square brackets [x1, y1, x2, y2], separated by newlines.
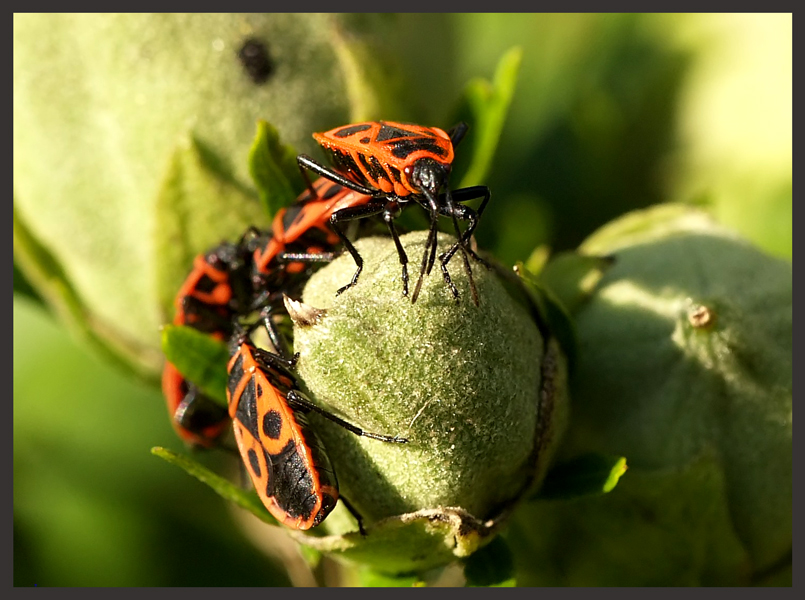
[383, 201, 409, 297]
[297, 155, 379, 196]
[286, 390, 408, 444]
[328, 200, 388, 295]
[338, 494, 367, 536]
[256, 304, 298, 363]
[410, 194, 441, 304]
[446, 189, 479, 306]
[250, 332, 299, 373]
[438, 185, 491, 267]
[231, 308, 296, 367]
[275, 251, 339, 263]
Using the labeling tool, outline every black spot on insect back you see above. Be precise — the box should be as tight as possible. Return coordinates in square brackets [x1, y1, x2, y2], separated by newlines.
[272, 447, 317, 519]
[358, 153, 387, 184]
[376, 124, 419, 141]
[324, 147, 366, 186]
[227, 354, 244, 400]
[235, 379, 261, 439]
[390, 138, 447, 159]
[237, 38, 273, 85]
[334, 123, 372, 138]
[247, 448, 262, 478]
[262, 409, 283, 440]
[388, 164, 403, 184]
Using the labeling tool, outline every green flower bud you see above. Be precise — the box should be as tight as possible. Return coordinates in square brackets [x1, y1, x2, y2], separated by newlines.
[509, 204, 791, 586]
[13, 13, 390, 379]
[281, 231, 568, 574]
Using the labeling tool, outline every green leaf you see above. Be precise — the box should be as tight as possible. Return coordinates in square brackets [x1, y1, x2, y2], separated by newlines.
[247, 119, 302, 219]
[452, 46, 523, 189]
[356, 567, 422, 587]
[151, 447, 277, 526]
[524, 244, 551, 277]
[161, 324, 229, 406]
[515, 262, 578, 371]
[463, 535, 516, 587]
[532, 453, 628, 501]
[537, 251, 616, 316]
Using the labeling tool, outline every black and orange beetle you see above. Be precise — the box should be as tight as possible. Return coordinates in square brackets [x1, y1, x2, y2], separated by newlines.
[297, 121, 491, 304]
[226, 322, 406, 530]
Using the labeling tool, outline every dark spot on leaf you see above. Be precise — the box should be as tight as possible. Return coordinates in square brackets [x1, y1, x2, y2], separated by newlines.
[376, 124, 419, 141]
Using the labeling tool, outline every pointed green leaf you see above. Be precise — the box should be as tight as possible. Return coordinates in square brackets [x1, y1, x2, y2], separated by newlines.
[154, 134, 270, 320]
[537, 251, 616, 316]
[532, 453, 628, 501]
[524, 244, 551, 277]
[515, 262, 578, 370]
[463, 535, 516, 587]
[151, 446, 278, 526]
[451, 46, 523, 189]
[247, 119, 302, 219]
[161, 324, 229, 406]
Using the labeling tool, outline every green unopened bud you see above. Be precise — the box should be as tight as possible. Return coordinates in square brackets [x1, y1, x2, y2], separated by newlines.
[510, 204, 791, 586]
[283, 231, 568, 574]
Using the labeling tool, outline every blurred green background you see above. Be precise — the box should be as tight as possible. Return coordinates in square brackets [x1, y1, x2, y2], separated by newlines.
[14, 13, 791, 586]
